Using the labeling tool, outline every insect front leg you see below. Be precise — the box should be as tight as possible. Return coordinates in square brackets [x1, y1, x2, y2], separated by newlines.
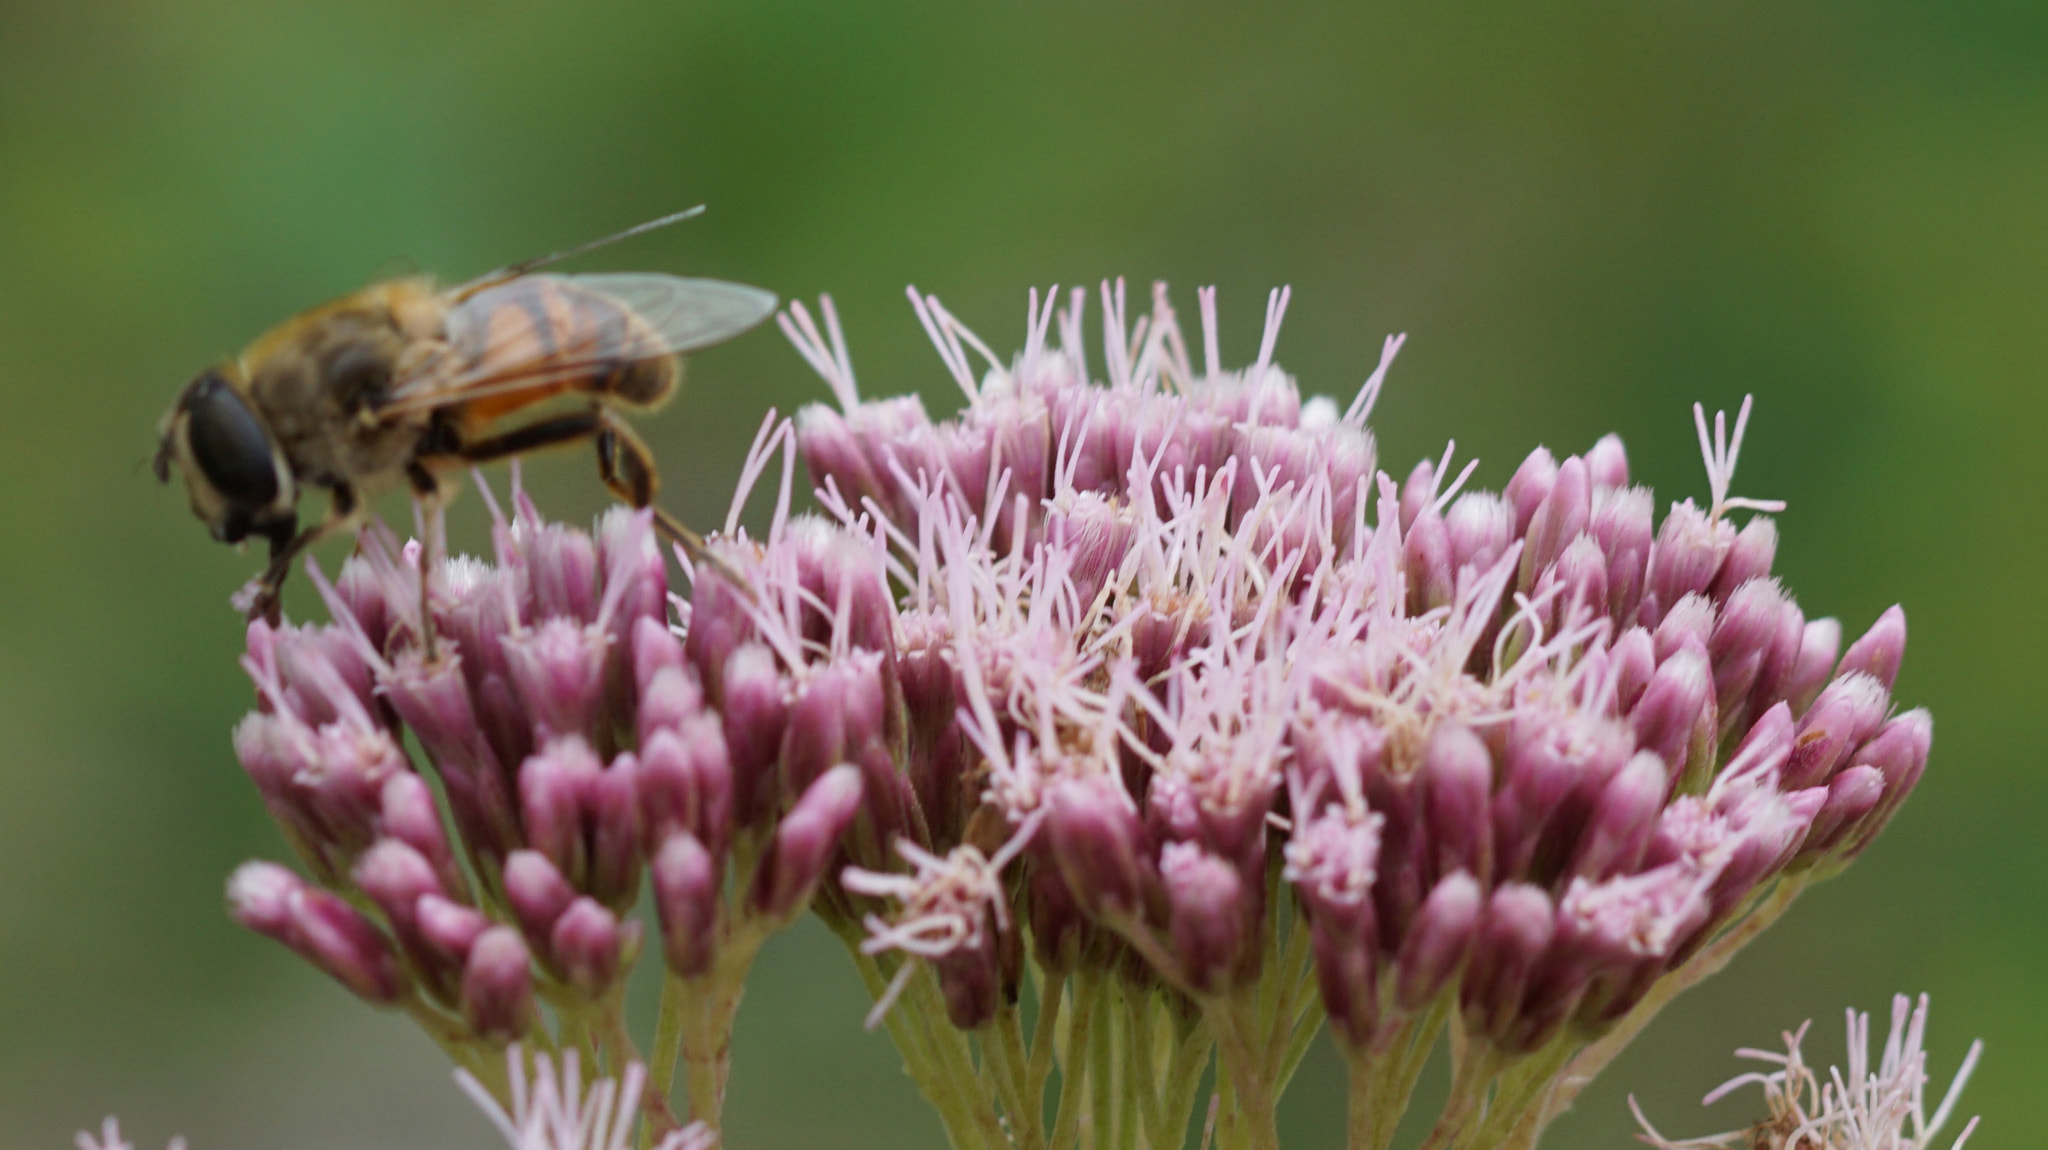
[243, 484, 359, 624]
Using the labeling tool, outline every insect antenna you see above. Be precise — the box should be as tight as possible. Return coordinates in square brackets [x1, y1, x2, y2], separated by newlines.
[456, 205, 708, 295]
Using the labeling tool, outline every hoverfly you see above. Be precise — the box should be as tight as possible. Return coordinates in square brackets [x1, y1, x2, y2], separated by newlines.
[154, 208, 776, 622]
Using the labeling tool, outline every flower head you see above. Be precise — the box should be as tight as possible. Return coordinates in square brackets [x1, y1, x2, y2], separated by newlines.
[456, 1047, 715, 1150]
[1631, 993, 1982, 1150]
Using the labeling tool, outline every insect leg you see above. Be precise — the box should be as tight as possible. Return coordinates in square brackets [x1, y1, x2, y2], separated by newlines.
[405, 463, 448, 662]
[591, 409, 753, 594]
[446, 411, 604, 463]
[245, 484, 359, 624]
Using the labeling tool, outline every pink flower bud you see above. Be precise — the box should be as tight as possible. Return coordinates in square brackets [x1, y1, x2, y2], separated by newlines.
[1496, 709, 1631, 883]
[638, 717, 734, 858]
[1709, 517, 1778, 600]
[228, 862, 410, 1005]
[1717, 701, 1796, 791]
[638, 665, 707, 746]
[518, 736, 604, 884]
[1799, 764, 1885, 859]
[1160, 843, 1249, 994]
[778, 654, 886, 800]
[1585, 433, 1630, 489]
[233, 711, 408, 882]
[1739, 597, 1807, 731]
[518, 513, 602, 624]
[461, 926, 537, 1044]
[1446, 491, 1514, 578]
[1045, 492, 1138, 610]
[1399, 457, 1438, 532]
[380, 656, 519, 866]
[1312, 905, 1381, 1048]
[1418, 724, 1493, 885]
[1461, 883, 1556, 1043]
[1504, 447, 1559, 538]
[1646, 501, 1733, 622]
[652, 831, 720, 977]
[416, 894, 489, 961]
[798, 403, 894, 518]
[632, 614, 689, 697]
[597, 505, 666, 635]
[1609, 627, 1657, 714]
[502, 850, 576, 949]
[1629, 648, 1712, 776]
[380, 774, 464, 900]
[1393, 872, 1481, 1011]
[1709, 578, 1789, 716]
[1837, 605, 1907, 692]
[1028, 864, 1089, 974]
[1590, 486, 1654, 623]
[1519, 456, 1590, 591]
[1045, 775, 1152, 921]
[1542, 534, 1610, 628]
[1404, 504, 1455, 613]
[1784, 617, 1842, 715]
[1783, 673, 1890, 790]
[334, 553, 395, 654]
[353, 839, 443, 926]
[504, 618, 610, 743]
[1571, 752, 1668, 879]
[549, 897, 630, 995]
[751, 764, 865, 922]
[719, 643, 791, 830]
[1846, 708, 1932, 847]
[586, 755, 643, 910]
[1653, 594, 1716, 664]
[685, 555, 759, 693]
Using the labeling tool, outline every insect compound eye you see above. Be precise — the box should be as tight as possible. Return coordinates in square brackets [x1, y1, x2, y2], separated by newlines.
[182, 370, 281, 508]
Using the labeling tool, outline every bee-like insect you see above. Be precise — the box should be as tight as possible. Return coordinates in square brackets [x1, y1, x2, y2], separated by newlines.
[154, 209, 776, 621]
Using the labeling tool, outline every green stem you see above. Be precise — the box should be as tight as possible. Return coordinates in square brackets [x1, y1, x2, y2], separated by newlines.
[1091, 979, 1117, 1150]
[1158, 1011, 1214, 1150]
[1125, 991, 1163, 1149]
[644, 973, 687, 1149]
[1203, 990, 1280, 1150]
[1049, 974, 1101, 1150]
[989, 1004, 1049, 1150]
[1415, 1031, 1506, 1150]
[1028, 973, 1067, 1108]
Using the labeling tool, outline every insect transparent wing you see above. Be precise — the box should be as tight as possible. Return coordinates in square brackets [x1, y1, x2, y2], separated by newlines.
[379, 273, 778, 416]
[567, 273, 780, 354]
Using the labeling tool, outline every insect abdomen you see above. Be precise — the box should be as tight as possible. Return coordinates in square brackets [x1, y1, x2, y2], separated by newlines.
[456, 276, 680, 422]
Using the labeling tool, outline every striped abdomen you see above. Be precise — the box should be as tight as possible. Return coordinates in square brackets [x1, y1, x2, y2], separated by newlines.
[446, 275, 680, 425]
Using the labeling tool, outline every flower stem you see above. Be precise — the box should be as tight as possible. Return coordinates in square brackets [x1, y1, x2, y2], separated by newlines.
[1205, 989, 1281, 1150]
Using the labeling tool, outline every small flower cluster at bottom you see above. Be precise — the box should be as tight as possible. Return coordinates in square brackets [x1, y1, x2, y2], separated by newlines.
[75, 1047, 712, 1150]
[1632, 993, 1980, 1150]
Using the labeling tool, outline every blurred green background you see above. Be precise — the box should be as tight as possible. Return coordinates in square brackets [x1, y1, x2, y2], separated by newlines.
[1, 1, 2042, 1146]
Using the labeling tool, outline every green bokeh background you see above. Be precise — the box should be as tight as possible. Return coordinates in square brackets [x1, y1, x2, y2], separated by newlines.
[1, 2, 2040, 1146]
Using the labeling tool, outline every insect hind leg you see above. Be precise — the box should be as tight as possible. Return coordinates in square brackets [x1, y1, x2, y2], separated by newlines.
[592, 410, 751, 594]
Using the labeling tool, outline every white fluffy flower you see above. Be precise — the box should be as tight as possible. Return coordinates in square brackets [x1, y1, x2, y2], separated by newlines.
[1632, 993, 1981, 1150]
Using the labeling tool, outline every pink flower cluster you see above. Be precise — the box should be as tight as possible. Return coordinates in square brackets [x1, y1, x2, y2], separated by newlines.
[774, 281, 1930, 1134]
[215, 277, 1934, 1148]
[226, 488, 863, 1056]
